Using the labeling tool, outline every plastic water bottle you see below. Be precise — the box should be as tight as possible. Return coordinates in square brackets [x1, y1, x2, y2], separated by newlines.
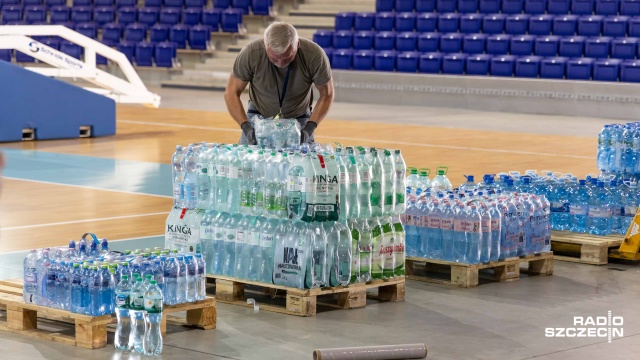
[345, 147, 361, 219]
[259, 218, 277, 283]
[335, 148, 350, 221]
[215, 147, 230, 212]
[66, 240, 77, 260]
[382, 149, 396, 216]
[286, 152, 305, 220]
[210, 212, 228, 274]
[163, 257, 178, 305]
[69, 263, 83, 313]
[348, 220, 361, 283]
[369, 217, 384, 279]
[440, 200, 455, 261]
[588, 181, 612, 235]
[621, 181, 639, 232]
[129, 277, 146, 352]
[417, 198, 430, 258]
[245, 216, 263, 281]
[403, 196, 418, 257]
[151, 259, 164, 296]
[466, 205, 482, 264]
[610, 125, 623, 172]
[597, 125, 612, 171]
[392, 215, 405, 276]
[227, 146, 242, 214]
[426, 198, 443, 259]
[452, 204, 467, 263]
[335, 221, 353, 285]
[185, 255, 197, 302]
[240, 149, 255, 214]
[550, 178, 570, 230]
[406, 168, 419, 196]
[380, 216, 396, 278]
[264, 152, 280, 217]
[46, 260, 58, 308]
[172, 145, 186, 207]
[183, 145, 198, 210]
[99, 265, 113, 315]
[478, 202, 492, 263]
[431, 167, 452, 192]
[460, 175, 478, 192]
[357, 148, 373, 219]
[369, 148, 384, 217]
[233, 215, 251, 278]
[143, 280, 163, 356]
[569, 180, 589, 233]
[277, 152, 291, 219]
[23, 249, 38, 304]
[195, 253, 206, 300]
[308, 222, 328, 288]
[415, 169, 432, 197]
[222, 214, 240, 276]
[357, 218, 373, 282]
[488, 201, 502, 261]
[392, 150, 407, 215]
[79, 264, 91, 314]
[251, 150, 266, 216]
[609, 180, 624, 234]
[115, 275, 132, 351]
[176, 256, 187, 303]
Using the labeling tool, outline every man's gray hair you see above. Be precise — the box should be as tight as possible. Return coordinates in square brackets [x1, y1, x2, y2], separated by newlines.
[263, 22, 299, 54]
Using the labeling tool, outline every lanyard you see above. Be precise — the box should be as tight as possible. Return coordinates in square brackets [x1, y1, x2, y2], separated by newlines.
[274, 64, 292, 119]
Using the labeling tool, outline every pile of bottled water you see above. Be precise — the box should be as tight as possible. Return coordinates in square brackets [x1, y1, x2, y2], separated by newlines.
[167, 143, 408, 289]
[596, 123, 640, 175]
[252, 116, 301, 149]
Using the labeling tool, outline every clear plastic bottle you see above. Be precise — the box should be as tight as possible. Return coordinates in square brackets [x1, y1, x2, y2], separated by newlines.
[143, 280, 163, 356]
[185, 255, 197, 302]
[23, 249, 38, 304]
[252, 150, 266, 216]
[210, 212, 228, 275]
[114, 275, 132, 351]
[222, 214, 241, 276]
[176, 255, 188, 303]
[431, 167, 452, 192]
[382, 150, 396, 216]
[240, 149, 255, 214]
[392, 150, 407, 215]
[233, 215, 251, 279]
[369, 148, 384, 217]
[345, 147, 361, 219]
[129, 277, 146, 352]
[195, 253, 206, 300]
[246, 216, 263, 281]
[357, 148, 373, 219]
[172, 145, 186, 208]
[183, 145, 199, 210]
[588, 181, 613, 235]
[227, 146, 242, 214]
[163, 257, 178, 305]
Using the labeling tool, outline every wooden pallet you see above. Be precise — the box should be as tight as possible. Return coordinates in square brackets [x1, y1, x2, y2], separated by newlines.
[207, 275, 405, 317]
[0, 279, 216, 349]
[551, 230, 624, 265]
[405, 252, 554, 288]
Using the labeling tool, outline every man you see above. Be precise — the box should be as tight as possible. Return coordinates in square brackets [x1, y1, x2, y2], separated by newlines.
[224, 22, 334, 145]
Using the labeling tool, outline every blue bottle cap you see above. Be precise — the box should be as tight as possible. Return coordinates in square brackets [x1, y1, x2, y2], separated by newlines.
[68, 240, 76, 249]
[579, 180, 586, 185]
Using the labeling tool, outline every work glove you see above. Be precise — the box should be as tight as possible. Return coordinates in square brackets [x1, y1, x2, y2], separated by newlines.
[300, 121, 317, 144]
[241, 121, 257, 145]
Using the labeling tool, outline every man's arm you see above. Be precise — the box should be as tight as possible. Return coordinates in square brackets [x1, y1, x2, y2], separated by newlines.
[308, 78, 334, 127]
[223, 75, 250, 127]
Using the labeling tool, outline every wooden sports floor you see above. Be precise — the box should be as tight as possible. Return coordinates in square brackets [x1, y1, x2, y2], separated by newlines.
[0, 103, 597, 253]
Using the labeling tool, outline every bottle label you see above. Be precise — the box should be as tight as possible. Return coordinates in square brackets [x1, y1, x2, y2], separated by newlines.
[624, 206, 638, 217]
[348, 172, 357, 184]
[454, 219, 465, 232]
[218, 165, 227, 178]
[225, 228, 236, 243]
[208, 164, 216, 177]
[428, 217, 441, 229]
[612, 206, 622, 217]
[490, 219, 500, 231]
[213, 228, 225, 242]
[144, 298, 163, 313]
[166, 221, 200, 252]
[361, 170, 371, 183]
[304, 177, 314, 193]
[249, 231, 261, 246]
[420, 215, 429, 227]
[260, 234, 274, 248]
[201, 226, 213, 240]
[440, 218, 454, 231]
[340, 172, 347, 185]
[287, 176, 302, 192]
[227, 166, 239, 179]
[359, 247, 371, 273]
[481, 220, 490, 233]
[132, 295, 144, 309]
[551, 202, 570, 213]
[115, 293, 129, 308]
[570, 204, 588, 216]
[380, 230, 395, 271]
[236, 230, 245, 244]
[25, 268, 37, 283]
[589, 206, 611, 218]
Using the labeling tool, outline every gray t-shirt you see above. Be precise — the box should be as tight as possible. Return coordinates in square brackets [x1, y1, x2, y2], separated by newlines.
[232, 37, 332, 119]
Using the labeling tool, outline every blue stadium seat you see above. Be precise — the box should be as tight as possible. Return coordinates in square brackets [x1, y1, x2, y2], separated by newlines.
[578, 15, 603, 35]
[466, 54, 492, 75]
[621, 59, 640, 81]
[155, 41, 175, 67]
[333, 30, 353, 49]
[117, 41, 135, 62]
[149, 23, 170, 42]
[46, 0, 66, 7]
[164, 0, 183, 8]
[60, 40, 83, 59]
[416, 0, 436, 11]
[502, 0, 524, 13]
[459, 0, 480, 12]
[438, 13, 460, 33]
[566, 57, 594, 79]
[50, 6, 70, 23]
[95, 0, 114, 6]
[102, 22, 123, 43]
[94, 6, 116, 26]
[629, 16, 640, 36]
[15, 49, 36, 63]
[118, 7, 138, 26]
[440, 33, 464, 52]
[160, 8, 181, 26]
[525, 0, 547, 14]
[416, 12, 437, 32]
[375, 31, 396, 50]
[510, 34, 535, 55]
[73, 0, 91, 6]
[395, 12, 416, 32]
[202, 8, 221, 30]
[24, 6, 46, 23]
[251, 0, 271, 15]
[396, 32, 418, 51]
[124, 23, 148, 42]
[554, 15, 578, 35]
[595, 0, 619, 15]
[353, 49, 374, 70]
[71, 6, 92, 23]
[593, 58, 621, 80]
[75, 22, 98, 38]
[419, 52, 443, 73]
[24, 0, 43, 6]
[603, 16, 630, 37]
[585, 36, 612, 56]
[145, 0, 162, 6]
[170, 24, 189, 48]
[487, 34, 512, 54]
[559, 35, 586, 56]
[313, 30, 333, 48]
[611, 37, 638, 58]
[353, 31, 374, 49]
[335, 12, 355, 31]
[397, 51, 420, 72]
[548, 0, 571, 13]
[214, 0, 231, 8]
[621, 0, 640, 15]
[41, 38, 60, 50]
[355, 12, 375, 31]
[135, 41, 154, 66]
[0, 49, 12, 62]
[221, 9, 242, 32]
[491, 54, 516, 75]
[442, 53, 468, 74]
[529, 14, 554, 35]
[571, 0, 594, 14]
[396, 0, 416, 12]
[417, 32, 441, 52]
[506, 14, 530, 34]
[2, 6, 22, 24]
[483, 14, 507, 34]
[138, 7, 159, 27]
[189, 24, 209, 49]
[463, 33, 488, 53]
[375, 12, 395, 31]
[436, 0, 457, 12]
[376, 0, 395, 11]
[515, 55, 542, 77]
[534, 35, 560, 55]
[183, 7, 202, 26]
[480, 0, 501, 12]
[460, 14, 483, 33]
[540, 56, 568, 78]
[375, 50, 397, 71]
[232, 0, 250, 14]
[116, 0, 136, 7]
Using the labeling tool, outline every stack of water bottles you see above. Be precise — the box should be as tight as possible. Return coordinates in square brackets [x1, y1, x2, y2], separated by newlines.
[596, 123, 640, 176]
[403, 171, 552, 264]
[167, 143, 408, 289]
[252, 116, 301, 149]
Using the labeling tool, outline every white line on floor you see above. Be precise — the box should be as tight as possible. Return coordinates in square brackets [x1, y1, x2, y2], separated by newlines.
[2, 177, 173, 199]
[119, 119, 241, 133]
[2, 212, 170, 231]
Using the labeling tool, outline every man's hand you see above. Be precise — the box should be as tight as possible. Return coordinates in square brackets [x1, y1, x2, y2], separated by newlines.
[241, 121, 257, 145]
[301, 121, 317, 144]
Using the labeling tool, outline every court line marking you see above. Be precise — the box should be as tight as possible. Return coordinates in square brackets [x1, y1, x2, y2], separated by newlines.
[119, 119, 595, 160]
[1, 212, 170, 231]
[0, 234, 165, 255]
[2, 177, 172, 199]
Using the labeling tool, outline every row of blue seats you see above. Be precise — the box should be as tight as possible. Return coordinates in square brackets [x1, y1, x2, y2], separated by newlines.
[0, 39, 177, 66]
[325, 48, 640, 81]
[335, 11, 640, 37]
[317, 31, 640, 59]
[80, 22, 211, 48]
[0, 0, 271, 13]
[375, 0, 640, 16]
[0, 6, 243, 31]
